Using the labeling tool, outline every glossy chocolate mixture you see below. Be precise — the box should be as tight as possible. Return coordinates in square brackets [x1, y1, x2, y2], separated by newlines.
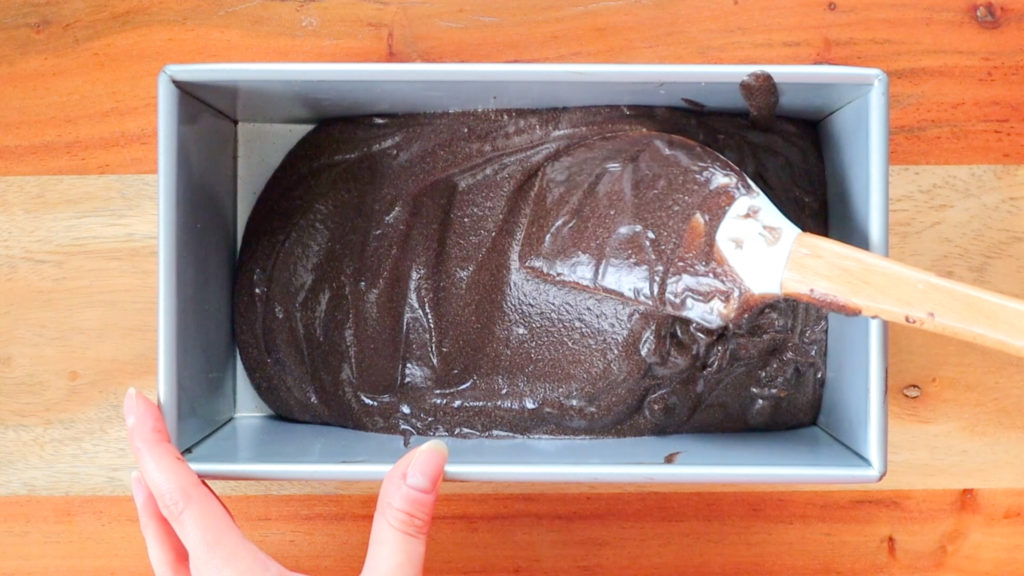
[520, 132, 765, 330]
[235, 102, 829, 439]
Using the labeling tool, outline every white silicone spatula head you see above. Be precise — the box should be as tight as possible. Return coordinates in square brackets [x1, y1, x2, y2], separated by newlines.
[712, 186, 801, 299]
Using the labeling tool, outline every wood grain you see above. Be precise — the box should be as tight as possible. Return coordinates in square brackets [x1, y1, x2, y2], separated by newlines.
[1, 166, 1022, 496]
[3, 489, 1024, 575]
[1, 0, 1023, 175]
[4, 3, 1023, 571]
[0, 176, 155, 495]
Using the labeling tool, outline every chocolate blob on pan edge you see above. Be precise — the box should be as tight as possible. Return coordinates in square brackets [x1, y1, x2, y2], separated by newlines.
[234, 102, 829, 440]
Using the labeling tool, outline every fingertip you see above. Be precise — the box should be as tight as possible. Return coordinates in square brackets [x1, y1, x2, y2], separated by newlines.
[419, 439, 449, 458]
[127, 389, 172, 449]
[405, 440, 448, 494]
[123, 387, 137, 428]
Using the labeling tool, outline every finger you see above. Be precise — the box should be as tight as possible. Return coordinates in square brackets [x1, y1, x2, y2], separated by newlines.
[130, 470, 190, 576]
[361, 440, 448, 576]
[123, 388, 274, 572]
[201, 479, 237, 524]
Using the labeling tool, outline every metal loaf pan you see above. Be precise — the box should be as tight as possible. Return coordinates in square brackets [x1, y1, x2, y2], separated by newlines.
[158, 63, 888, 483]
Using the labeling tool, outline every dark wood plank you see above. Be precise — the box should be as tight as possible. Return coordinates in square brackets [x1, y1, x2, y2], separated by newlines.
[1, 0, 1022, 175]
[3, 490, 1023, 574]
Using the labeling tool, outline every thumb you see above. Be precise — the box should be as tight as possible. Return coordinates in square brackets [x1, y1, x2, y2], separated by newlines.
[361, 439, 448, 576]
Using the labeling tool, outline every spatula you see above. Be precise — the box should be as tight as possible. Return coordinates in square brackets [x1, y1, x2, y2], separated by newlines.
[520, 132, 1024, 357]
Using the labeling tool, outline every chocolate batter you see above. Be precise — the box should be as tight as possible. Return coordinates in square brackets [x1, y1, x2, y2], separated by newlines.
[235, 103, 829, 439]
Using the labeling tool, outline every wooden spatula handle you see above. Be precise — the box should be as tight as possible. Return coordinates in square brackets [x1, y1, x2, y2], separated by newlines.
[781, 233, 1024, 357]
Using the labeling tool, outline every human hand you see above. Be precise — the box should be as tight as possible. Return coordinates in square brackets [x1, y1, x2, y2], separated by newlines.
[124, 387, 449, 576]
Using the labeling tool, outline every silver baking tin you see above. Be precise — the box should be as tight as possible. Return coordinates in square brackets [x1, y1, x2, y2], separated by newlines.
[158, 63, 888, 483]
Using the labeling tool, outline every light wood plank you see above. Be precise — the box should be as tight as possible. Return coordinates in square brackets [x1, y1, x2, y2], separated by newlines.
[1, 0, 1024, 175]
[1, 167, 1022, 495]
[0, 175, 156, 495]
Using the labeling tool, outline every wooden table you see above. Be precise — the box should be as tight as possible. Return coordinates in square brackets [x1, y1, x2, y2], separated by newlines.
[2, 1, 1023, 573]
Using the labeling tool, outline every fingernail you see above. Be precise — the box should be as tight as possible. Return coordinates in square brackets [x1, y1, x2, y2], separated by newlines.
[405, 439, 448, 493]
[123, 387, 136, 428]
[129, 471, 144, 508]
